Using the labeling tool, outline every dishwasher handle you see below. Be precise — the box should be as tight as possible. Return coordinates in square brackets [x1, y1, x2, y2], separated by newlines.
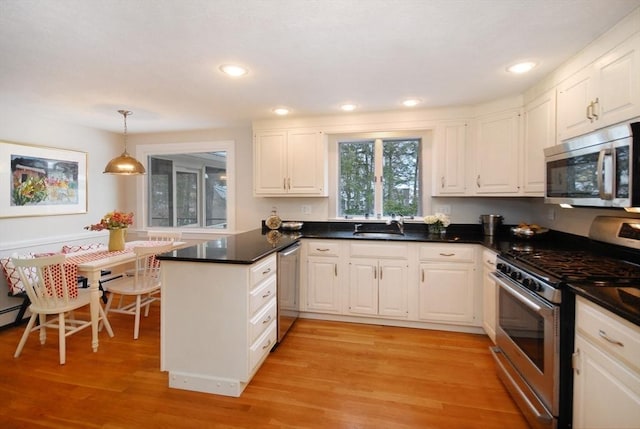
[279, 242, 301, 257]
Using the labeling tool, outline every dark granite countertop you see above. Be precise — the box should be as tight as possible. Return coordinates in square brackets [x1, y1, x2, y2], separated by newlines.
[569, 284, 640, 327]
[157, 228, 299, 264]
[157, 220, 640, 327]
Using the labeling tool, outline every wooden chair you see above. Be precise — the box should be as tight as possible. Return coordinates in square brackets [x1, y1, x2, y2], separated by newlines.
[11, 254, 114, 365]
[102, 243, 174, 339]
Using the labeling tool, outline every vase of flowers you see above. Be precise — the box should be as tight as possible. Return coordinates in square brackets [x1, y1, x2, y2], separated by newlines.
[423, 213, 451, 236]
[85, 210, 134, 251]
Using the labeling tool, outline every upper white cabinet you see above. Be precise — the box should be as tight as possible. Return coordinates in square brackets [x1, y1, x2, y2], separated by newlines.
[254, 129, 327, 196]
[522, 89, 557, 195]
[558, 34, 640, 141]
[433, 122, 467, 195]
[472, 109, 522, 194]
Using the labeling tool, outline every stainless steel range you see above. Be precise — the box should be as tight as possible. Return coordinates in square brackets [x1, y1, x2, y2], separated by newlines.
[490, 216, 640, 429]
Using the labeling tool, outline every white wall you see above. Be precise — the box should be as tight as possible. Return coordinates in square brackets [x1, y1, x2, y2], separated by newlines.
[0, 107, 127, 250]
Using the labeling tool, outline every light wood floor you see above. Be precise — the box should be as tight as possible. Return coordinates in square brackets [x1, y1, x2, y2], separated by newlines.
[0, 304, 529, 429]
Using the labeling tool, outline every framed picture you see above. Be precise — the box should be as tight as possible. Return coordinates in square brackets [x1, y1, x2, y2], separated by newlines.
[0, 142, 87, 218]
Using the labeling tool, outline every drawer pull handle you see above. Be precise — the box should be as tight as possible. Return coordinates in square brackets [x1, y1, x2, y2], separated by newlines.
[439, 253, 455, 257]
[316, 248, 330, 252]
[599, 329, 624, 347]
[262, 339, 272, 350]
[262, 290, 272, 298]
[262, 315, 272, 324]
[262, 268, 272, 275]
[486, 260, 495, 265]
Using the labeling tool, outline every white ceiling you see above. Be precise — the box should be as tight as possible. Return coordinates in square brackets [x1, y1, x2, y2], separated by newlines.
[1, 0, 640, 133]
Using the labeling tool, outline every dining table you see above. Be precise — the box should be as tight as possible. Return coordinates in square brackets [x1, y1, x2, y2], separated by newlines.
[64, 240, 187, 351]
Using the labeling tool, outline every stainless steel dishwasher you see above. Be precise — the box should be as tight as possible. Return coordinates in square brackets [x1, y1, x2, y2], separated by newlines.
[275, 242, 300, 346]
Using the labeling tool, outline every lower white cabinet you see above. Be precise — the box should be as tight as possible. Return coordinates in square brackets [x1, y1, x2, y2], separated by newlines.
[299, 239, 482, 331]
[161, 255, 277, 397]
[303, 240, 343, 313]
[572, 296, 640, 428]
[417, 244, 479, 325]
[348, 258, 408, 318]
[482, 249, 498, 343]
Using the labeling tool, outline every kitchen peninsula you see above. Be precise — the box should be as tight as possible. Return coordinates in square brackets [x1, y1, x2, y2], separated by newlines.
[158, 229, 298, 397]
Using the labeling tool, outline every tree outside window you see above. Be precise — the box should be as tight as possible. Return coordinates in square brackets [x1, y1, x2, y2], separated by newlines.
[338, 138, 421, 217]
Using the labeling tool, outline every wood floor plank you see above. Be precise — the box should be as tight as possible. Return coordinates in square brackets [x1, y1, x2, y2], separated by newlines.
[0, 304, 529, 428]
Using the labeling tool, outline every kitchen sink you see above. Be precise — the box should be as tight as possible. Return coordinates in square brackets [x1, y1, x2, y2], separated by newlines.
[353, 232, 404, 238]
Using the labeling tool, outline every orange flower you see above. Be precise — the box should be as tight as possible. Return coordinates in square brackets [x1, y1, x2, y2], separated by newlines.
[85, 210, 134, 231]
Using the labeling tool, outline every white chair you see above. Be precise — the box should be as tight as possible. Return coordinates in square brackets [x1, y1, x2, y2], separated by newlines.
[11, 254, 114, 365]
[147, 230, 182, 242]
[102, 243, 174, 339]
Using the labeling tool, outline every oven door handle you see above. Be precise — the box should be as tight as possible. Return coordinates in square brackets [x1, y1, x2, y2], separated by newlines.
[490, 272, 553, 317]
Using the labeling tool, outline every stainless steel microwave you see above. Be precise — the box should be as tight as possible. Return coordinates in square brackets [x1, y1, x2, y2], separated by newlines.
[544, 120, 640, 208]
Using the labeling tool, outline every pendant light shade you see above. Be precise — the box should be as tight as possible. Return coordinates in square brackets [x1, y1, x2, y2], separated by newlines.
[103, 110, 146, 175]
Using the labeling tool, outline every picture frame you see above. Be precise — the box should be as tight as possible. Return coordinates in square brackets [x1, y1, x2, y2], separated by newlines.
[0, 142, 87, 218]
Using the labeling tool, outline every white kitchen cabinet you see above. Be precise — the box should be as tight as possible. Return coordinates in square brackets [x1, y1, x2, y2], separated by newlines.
[253, 129, 327, 196]
[418, 244, 479, 325]
[558, 34, 640, 141]
[472, 109, 521, 194]
[348, 258, 408, 318]
[432, 122, 467, 195]
[481, 248, 498, 343]
[522, 89, 556, 195]
[303, 240, 343, 313]
[572, 296, 640, 428]
[161, 255, 277, 397]
[348, 242, 409, 319]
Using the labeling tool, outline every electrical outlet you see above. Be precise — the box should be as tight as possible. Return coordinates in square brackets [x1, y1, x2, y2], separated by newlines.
[547, 207, 555, 221]
[435, 205, 451, 215]
[301, 205, 312, 214]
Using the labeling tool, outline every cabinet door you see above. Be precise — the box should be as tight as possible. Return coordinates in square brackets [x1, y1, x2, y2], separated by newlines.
[307, 256, 341, 313]
[254, 131, 287, 195]
[593, 34, 640, 130]
[482, 265, 497, 343]
[287, 130, 326, 195]
[573, 334, 640, 429]
[348, 259, 378, 315]
[474, 110, 521, 194]
[433, 123, 467, 195]
[378, 260, 408, 318]
[557, 67, 595, 141]
[523, 89, 556, 195]
[419, 263, 475, 324]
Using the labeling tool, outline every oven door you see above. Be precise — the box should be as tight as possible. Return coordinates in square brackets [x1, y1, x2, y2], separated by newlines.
[491, 272, 560, 428]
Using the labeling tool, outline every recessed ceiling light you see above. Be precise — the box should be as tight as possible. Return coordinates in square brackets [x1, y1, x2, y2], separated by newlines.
[341, 104, 357, 112]
[272, 107, 290, 116]
[219, 64, 248, 77]
[507, 62, 537, 74]
[402, 98, 421, 107]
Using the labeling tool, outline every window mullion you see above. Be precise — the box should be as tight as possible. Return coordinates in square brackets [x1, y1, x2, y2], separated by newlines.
[374, 138, 383, 216]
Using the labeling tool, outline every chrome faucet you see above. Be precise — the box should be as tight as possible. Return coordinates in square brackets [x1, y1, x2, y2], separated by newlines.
[354, 223, 363, 233]
[386, 216, 404, 234]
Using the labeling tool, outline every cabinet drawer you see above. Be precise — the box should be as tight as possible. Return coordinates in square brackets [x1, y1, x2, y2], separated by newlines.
[250, 255, 277, 286]
[419, 244, 474, 262]
[350, 242, 408, 259]
[249, 299, 277, 345]
[482, 249, 498, 269]
[250, 276, 276, 315]
[306, 241, 341, 257]
[576, 296, 640, 373]
[250, 321, 277, 374]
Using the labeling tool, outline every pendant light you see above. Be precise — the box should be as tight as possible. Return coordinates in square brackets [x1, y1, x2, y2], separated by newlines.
[103, 110, 146, 175]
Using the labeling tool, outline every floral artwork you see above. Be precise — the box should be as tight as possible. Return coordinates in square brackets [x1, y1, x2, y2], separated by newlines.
[1, 142, 87, 218]
[85, 211, 134, 231]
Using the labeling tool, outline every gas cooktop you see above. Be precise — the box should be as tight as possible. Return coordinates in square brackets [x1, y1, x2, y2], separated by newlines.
[504, 249, 640, 286]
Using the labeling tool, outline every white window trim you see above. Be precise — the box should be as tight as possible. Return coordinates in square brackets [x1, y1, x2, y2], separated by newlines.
[327, 130, 433, 221]
[135, 141, 236, 233]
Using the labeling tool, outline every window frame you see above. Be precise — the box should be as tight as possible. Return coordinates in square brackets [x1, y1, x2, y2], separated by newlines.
[135, 140, 235, 233]
[329, 130, 431, 220]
